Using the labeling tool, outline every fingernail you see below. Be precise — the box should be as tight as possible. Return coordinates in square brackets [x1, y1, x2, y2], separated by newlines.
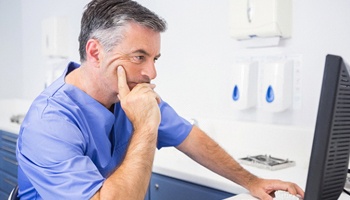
[118, 66, 123, 71]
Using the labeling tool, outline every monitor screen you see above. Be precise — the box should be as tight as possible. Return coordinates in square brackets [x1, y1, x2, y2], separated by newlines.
[304, 54, 350, 199]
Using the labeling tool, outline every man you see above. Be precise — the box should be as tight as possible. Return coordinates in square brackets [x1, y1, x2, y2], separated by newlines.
[16, 0, 304, 199]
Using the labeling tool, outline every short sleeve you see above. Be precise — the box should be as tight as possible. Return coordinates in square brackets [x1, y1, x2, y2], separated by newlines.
[157, 101, 193, 149]
[17, 118, 104, 199]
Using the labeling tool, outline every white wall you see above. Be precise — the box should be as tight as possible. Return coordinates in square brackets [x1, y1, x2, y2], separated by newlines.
[129, 0, 350, 167]
[20, 0, 89, 99]
[2, 0, 350, 129]
[137, 0, 350, 127]
[0, 0, 23, 99]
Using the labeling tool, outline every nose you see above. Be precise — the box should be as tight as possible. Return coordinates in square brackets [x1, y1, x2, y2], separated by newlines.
[141, 62, 157, 80]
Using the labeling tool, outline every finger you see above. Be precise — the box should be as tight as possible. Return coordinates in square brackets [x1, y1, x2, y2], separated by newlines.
[153, 89, 161, 104]
[296, 185, 305, 198]
[148, 83, 161, 104]
[253, 191, 273, 200]
[155, 93, 161, 104]
[117, 66, 130, 99]
[287, 183, 304, 198]
[134, 83, 161, 105]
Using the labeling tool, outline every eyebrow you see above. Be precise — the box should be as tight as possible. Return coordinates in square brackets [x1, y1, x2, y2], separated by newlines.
[131, 49, 161, 59]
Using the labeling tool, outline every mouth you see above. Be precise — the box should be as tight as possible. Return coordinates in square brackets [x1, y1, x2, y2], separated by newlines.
[128, 81, 151, 89]
[127, 82, 138, 89]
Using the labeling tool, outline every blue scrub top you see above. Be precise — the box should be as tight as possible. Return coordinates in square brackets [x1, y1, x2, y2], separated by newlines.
[16, 62, 193, 199]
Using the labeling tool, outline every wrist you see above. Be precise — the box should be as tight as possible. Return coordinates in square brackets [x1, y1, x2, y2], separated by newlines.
[133, 126, 158, 142]
[242, 174, 260, 191]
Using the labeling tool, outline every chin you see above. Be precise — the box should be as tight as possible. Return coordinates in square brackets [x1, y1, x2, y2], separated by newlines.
[128, 83, 137, 90]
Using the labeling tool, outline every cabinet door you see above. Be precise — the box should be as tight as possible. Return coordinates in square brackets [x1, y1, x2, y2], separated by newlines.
[0, 171, 17, 195]
[0, 131, 18, 176]
[0, 130, 18, 198]
[150, 173, 234, 200]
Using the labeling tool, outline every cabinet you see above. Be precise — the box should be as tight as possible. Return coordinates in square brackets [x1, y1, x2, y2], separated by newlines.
[0, 130, 234, 200]
[0, 130, 18, 199]
[148, 173, 234, 200]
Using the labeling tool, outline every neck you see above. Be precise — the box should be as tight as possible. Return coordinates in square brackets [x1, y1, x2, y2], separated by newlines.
[65, 64, 115, 109]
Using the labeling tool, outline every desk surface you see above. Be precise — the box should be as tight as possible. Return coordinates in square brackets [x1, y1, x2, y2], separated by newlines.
[225, 193, 349, 200]
[153, 148, 350, 200]
[153, 148, 308, 195]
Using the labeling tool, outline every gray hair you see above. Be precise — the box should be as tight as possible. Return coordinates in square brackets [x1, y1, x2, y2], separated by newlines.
[78, 0, 167, 62]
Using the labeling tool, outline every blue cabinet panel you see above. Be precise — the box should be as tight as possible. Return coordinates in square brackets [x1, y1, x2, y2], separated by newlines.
[0, 130, 18, 198]
[0, 190, 8, 200]
[0, 171, 17, 195]
[0, 150, 18, 176]
[150, 173, 234, 200]
[1, 131, 18, 150]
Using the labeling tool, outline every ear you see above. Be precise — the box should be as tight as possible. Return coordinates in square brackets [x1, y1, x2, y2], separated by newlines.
[85, 39, 103, 66]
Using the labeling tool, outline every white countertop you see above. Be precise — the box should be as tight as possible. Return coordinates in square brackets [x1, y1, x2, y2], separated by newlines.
[0, 98, 32, 134]
[226, 193, 349, 200]
[152, 147, 308, 195]
[151, 117, 314, 195]
[0, 117, 21, 134]
[152, 147, 350, 200]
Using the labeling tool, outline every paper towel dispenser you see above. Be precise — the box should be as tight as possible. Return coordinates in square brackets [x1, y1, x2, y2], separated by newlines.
[42, 17, 69, 58]
[229, 0, 292, 40]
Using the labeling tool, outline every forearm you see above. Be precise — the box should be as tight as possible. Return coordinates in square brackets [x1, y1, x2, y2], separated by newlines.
[176, 126, 258, 190]
[189, 139, 304, 199]
[92, 128, 157, 200]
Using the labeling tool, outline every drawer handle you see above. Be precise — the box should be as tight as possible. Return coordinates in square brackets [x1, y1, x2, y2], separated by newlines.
[2, 135, 18, 143]
[3, 156, 18, 165]
[1, 146, 16, 154]
[4, 178, 16, 187]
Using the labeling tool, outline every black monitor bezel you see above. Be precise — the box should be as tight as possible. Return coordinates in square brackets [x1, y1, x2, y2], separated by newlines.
[304, 54, 350, 199]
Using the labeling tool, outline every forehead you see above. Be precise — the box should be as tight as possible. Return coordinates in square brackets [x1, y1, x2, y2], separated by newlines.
[116, 22, 161, 55]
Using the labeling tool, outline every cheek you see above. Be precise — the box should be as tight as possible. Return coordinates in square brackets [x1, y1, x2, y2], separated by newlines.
[115, 67, 135, 90]
[123, 66, 142, 81]
[102, 67, 119, 90]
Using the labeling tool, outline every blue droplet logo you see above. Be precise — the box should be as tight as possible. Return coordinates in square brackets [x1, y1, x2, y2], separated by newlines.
[266, 85, 274, 103]
[232, 85, 240, 101]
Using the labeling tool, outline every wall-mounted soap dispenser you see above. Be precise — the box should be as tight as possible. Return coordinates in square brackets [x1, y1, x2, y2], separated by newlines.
[260, 60, 293, 112]
[231, 61, 258, 110]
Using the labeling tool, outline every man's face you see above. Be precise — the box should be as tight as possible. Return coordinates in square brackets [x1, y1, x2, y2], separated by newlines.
[99, 22, 161, 96]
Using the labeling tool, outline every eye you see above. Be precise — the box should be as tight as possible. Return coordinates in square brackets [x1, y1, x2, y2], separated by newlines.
[131, 56, 145, 64]
[154, 55, 161, 63]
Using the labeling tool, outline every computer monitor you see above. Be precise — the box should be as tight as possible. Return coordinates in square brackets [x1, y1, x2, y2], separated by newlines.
[304, 54, 350, 199]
